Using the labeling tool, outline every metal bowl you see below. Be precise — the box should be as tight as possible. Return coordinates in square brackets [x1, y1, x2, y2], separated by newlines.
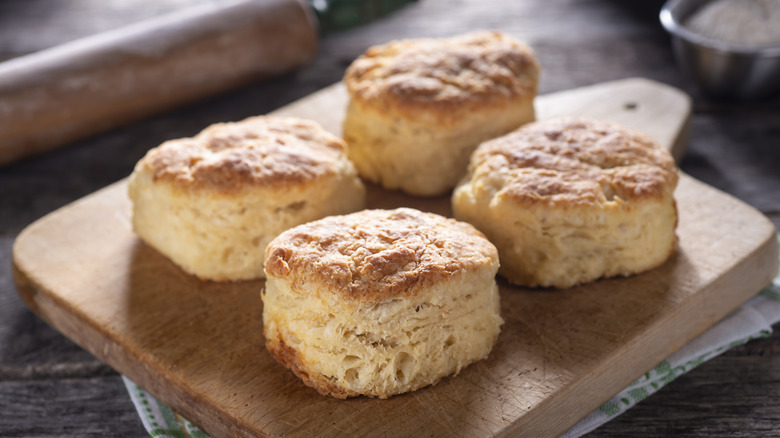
[660, 0, 780, 100]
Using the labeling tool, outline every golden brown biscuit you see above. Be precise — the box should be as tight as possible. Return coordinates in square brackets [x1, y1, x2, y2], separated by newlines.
[343, 31, 540, 196]
[262, 208, 502, 398]
[128, 115, 365, 281]
[453, 117, 679, 288]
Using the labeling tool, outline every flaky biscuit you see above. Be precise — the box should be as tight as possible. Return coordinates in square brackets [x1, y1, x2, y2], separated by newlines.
[343, 31, 540, 196]
[128, 115, 365, 281]
[262, 208, 502, 398]
[453, 117, 679, 288]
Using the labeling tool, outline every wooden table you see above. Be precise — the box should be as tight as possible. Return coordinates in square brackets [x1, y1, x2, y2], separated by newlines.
[1, 0, 778, 436]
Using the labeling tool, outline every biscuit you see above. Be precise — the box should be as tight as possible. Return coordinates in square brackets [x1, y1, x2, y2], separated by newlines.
[262, 208, 502, 398]
[452, 117, 679, 288]
[343, 31, 540, 196]
[127, 115, 366, 281]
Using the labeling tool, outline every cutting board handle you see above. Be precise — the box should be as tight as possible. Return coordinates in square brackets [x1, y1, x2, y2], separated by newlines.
[0, 0, 318, 166]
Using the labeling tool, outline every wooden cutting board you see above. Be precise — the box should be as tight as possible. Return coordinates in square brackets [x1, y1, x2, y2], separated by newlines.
[13, 78, 778, 438]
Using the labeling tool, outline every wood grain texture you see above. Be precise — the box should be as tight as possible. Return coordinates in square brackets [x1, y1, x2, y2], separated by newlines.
[0, 377, 142, 437]
[12, 80, 778, 438]
[593, 350, 780, 436]
[3, 1, 780, 437]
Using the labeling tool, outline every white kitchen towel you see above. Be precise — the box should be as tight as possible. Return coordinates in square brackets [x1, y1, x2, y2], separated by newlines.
[124, 242, 780, 438]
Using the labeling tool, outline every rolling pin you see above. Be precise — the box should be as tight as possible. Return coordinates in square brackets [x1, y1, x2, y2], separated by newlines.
[0, 0, 318, 166]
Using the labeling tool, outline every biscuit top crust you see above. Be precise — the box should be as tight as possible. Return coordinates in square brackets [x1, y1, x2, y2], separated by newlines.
[135, 116, 348, 194]
[344, 31, 539, 118]
[467, 117, 678, 206]
[265, 208, 498, 302]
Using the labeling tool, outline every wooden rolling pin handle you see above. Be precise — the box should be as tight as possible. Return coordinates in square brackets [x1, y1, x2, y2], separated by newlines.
[0, 0, 318, 166]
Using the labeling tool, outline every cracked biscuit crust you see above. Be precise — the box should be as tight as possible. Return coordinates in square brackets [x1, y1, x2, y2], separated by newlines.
[128, 115, 365, 281]
[263, 207, 502, 398]
[265, 208, 499, 303]
[136, 115, 348, 195]
[344, 31, 539, 124]
[453, 117, 679, 288]
[466, 117, 678, 206]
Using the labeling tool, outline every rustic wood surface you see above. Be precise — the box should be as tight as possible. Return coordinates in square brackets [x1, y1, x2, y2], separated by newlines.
[15, 79, 763, 438]
[1, 0, 779, 437]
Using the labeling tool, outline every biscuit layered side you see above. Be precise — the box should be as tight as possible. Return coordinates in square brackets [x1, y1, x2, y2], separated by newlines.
[453, 117, 679, 288]
[262, 208, 503, 399]
[343, 31, 540, 196]
[127, 116, 366, 281]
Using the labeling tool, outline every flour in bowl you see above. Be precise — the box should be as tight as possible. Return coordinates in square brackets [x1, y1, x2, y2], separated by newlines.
[685, 0, 780, 47]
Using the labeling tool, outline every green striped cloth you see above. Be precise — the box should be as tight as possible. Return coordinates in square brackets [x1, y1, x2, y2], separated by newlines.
[122, 379, 206, 438]
[124, 241, 780, 438]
